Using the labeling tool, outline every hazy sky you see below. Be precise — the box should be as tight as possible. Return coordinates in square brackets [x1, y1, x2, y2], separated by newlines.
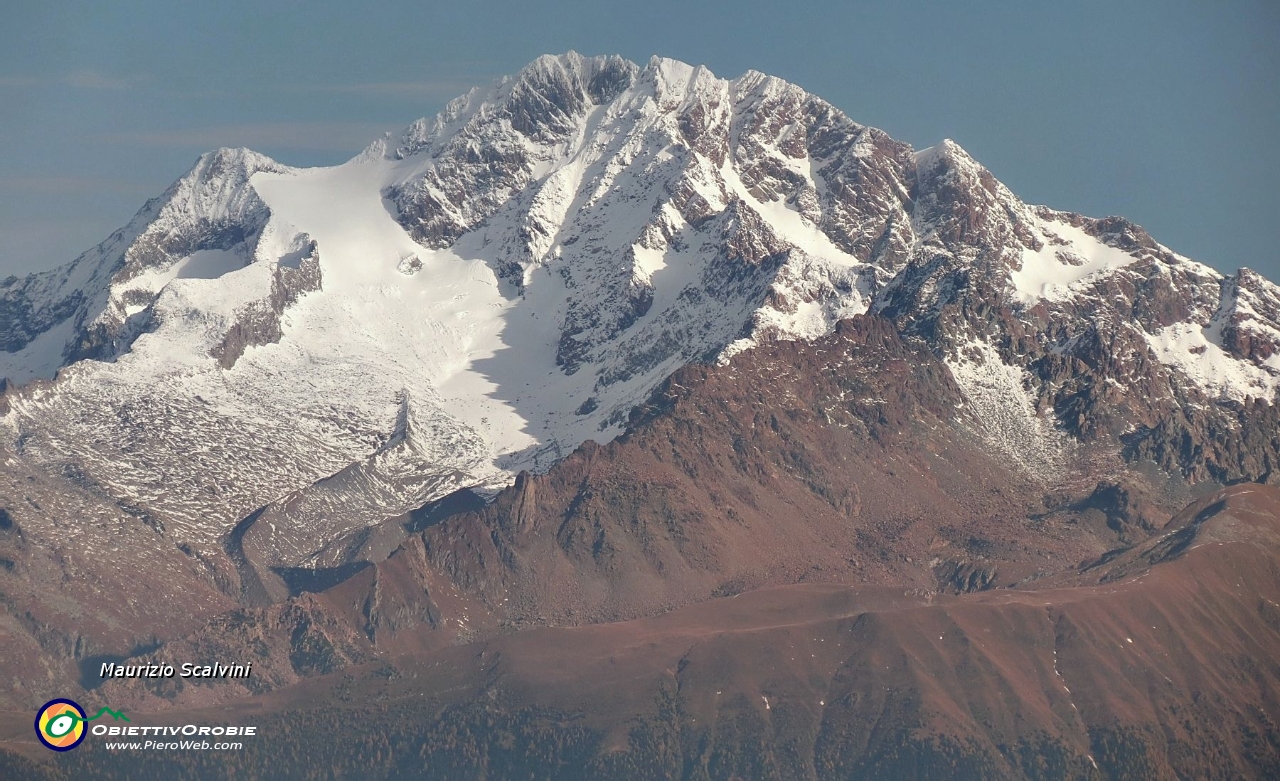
[2, 0, 1277, 279]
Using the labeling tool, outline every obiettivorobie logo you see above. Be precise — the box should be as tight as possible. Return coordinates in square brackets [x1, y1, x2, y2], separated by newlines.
[35, 699, 129, 751]
[35, 697, 256, 752]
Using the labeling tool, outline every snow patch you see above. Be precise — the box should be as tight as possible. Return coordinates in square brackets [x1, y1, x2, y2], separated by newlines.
[947, 340, 1068, 479]
[1144, 321, 1280, 401]
[1011, 218, 1137, 304]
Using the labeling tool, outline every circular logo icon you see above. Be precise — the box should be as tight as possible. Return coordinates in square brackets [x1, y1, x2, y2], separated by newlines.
[35, 699, 87, 751]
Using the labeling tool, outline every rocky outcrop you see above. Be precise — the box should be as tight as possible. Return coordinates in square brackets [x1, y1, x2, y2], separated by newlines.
[211, 236, 321, 368]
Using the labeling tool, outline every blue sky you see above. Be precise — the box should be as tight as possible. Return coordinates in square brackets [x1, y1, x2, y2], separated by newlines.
[1, 0, 1277, 279]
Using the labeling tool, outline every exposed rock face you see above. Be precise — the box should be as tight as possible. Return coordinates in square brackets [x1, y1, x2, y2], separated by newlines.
[389, 54, 639, 254]
[211, 236, 321, 368]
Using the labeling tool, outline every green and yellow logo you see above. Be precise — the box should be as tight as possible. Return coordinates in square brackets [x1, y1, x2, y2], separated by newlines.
[34, 699, 129, 751]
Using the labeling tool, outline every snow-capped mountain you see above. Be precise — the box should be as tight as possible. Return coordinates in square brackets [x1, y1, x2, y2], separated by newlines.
[1, 51, 1278, 573]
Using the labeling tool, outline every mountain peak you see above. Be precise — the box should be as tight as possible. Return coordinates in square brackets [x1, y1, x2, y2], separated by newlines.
[195, 146, 281, 171]
[162, 146, 287, 223]
[641, 54, 700, 84]
[394, 52, 638, 158]
[3, 53, 1279, 779]
[511, 51, 636, 98]
[1, 53, 1278, 567]
[914, 138, 981, 176]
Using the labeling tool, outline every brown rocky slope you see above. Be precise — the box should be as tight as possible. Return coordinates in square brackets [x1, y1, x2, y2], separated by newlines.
[5, 482, 1277, 779]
